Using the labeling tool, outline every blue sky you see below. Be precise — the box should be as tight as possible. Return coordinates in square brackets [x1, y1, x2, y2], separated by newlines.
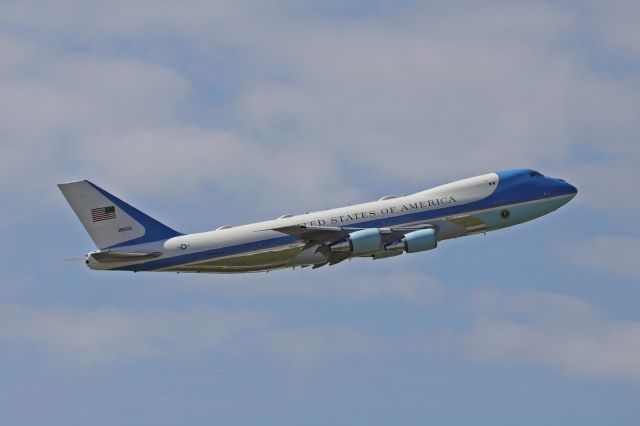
[1, 1, 639, 424]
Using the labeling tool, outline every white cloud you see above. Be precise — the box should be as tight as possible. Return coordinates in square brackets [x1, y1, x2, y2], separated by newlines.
[0, 265, 444, 367]
[0, 49, 190, 140]
[0, 304, 271, 365]
[465, 289, 640, 384]
[153, 264, 445, 308]
[589, 0, 640, 57]
[0, 37, 196, 221]
[0, 1, 240, 37]
[263, 324, 392, 368]
[0, 0, 638, 224]
[469, 317, 640, 383]
[224, 0, 639, 191]
[467, 288, 599, 321]
[325, 268, 445, 306]
[560, 161, 640, 215]
[556, 236, 640, 280]
[2, 283, 639, 386]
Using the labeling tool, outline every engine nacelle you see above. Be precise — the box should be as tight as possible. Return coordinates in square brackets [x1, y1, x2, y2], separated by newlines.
[385, 228, 437, 253]
[331, 228, 382, 254]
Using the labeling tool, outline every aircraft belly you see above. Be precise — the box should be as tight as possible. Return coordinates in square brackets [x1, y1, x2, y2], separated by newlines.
[160, 243, 325, 273]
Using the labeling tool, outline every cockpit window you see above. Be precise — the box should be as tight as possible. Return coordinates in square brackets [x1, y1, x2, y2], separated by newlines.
[530, 171, 543, 177]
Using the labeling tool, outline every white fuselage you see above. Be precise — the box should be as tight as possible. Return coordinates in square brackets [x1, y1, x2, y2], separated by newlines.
[84, 170, 577, 273]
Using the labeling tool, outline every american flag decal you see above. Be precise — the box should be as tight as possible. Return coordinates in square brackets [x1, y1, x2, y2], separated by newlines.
[91, 206, 116, 222]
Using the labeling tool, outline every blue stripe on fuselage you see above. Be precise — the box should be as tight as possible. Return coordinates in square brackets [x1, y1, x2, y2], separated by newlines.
[116, 169, 575, 271]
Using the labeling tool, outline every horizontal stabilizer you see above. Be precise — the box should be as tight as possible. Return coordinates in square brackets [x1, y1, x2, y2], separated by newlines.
[91, 251, 163, 263]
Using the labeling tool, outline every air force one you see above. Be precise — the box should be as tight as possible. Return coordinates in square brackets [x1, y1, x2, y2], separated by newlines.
[58, 169, 577, 274]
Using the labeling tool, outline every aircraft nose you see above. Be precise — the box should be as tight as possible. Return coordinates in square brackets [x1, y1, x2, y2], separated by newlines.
[556, 178, 577, 196]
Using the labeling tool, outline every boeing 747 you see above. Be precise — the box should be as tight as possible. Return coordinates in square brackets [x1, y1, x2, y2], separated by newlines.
[58, 169, 577, 273]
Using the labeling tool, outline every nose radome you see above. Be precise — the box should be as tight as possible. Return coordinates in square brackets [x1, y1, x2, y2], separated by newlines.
[551, 177, 577, 196]
[560, 179, 578, 195]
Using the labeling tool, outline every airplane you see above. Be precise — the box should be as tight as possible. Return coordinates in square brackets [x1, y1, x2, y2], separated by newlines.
[58, 169, 577, 273]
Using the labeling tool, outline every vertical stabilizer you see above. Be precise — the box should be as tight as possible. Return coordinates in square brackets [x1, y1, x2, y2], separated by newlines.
[58, 180, 181, 249]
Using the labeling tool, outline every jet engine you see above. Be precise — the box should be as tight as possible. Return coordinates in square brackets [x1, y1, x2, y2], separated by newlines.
[385, 228, 437, 253]
[330, 228, 382, 254]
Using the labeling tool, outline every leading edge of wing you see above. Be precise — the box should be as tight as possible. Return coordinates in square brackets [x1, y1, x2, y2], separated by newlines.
[263, 224, 436, 244]
[262, 225, 356, 244]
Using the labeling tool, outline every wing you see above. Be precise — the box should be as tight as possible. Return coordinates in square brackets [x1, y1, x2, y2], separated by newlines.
[265, 224, 435, 268]
[268, 224, 434, 244]
[266, 225, 355, 245]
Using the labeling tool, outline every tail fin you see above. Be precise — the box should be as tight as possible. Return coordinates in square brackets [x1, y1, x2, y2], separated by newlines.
[58, 180, 181, 249]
